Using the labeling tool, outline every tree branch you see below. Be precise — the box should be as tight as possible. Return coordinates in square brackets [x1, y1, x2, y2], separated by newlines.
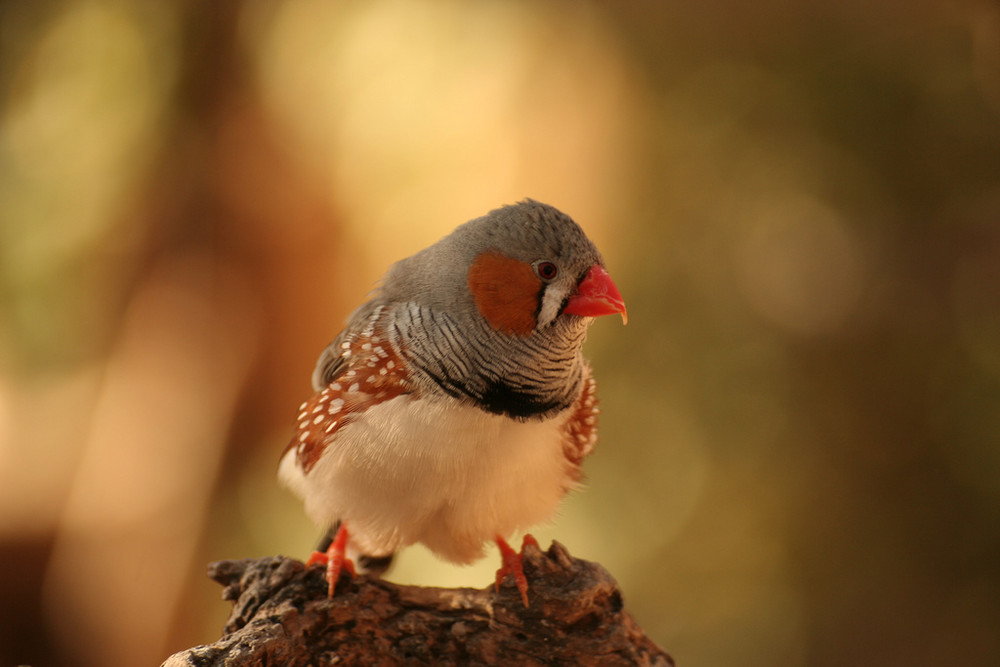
[162, 540, 673, 666]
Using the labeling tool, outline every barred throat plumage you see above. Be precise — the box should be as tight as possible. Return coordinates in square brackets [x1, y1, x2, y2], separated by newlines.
[391, 301, 588, 419]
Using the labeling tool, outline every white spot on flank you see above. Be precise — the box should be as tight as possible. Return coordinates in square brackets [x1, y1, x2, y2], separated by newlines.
[325, 421, 337, 433]
[348, 383, 359, 393]
[312, 414, 324, 425]
[386, 361, 395, 370]
[299, 431, 310, 442]
[331, 383, 342, 391]
[312, 404, 323, 414]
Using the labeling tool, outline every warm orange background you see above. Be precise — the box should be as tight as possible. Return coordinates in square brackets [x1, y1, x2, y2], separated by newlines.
[2, 2, 999, 665]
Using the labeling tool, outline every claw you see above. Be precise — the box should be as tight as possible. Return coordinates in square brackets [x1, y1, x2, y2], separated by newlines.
[306, 522, 355, 598]
[494, 534, 538, 607]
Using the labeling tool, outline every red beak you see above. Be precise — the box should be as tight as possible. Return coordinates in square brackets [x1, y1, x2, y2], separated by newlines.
[564, 265, 628, 324]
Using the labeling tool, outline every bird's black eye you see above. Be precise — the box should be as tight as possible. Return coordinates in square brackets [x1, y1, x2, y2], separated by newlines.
[534, 261, 558, 281]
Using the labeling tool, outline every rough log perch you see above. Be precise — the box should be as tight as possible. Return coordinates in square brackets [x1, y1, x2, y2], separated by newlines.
[162, 540, 674, 666]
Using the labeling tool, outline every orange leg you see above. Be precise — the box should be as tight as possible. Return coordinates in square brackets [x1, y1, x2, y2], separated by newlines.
[494, 534, 539, 607]
[306, 522, 356, 598]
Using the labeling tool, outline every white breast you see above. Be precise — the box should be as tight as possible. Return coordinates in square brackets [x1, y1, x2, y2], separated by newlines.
[278, 395, 576, 563]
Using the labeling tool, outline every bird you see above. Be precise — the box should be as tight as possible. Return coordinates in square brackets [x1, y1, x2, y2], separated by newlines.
[278, 199, 627, 607]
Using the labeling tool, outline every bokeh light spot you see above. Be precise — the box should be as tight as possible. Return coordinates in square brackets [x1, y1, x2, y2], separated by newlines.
[736, 195, 866, 335]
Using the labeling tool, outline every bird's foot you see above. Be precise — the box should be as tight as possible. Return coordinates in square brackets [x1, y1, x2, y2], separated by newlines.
[306, 522, 356, 598]
[495, 533, 539, 607]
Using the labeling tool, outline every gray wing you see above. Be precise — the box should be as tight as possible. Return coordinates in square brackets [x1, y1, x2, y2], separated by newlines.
[311, 298, 387, 391]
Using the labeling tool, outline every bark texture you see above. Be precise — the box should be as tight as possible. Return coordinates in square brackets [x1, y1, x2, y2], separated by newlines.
[162, 540, 673, 666]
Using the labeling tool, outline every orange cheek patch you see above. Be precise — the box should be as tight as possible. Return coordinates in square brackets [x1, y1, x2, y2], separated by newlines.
[467, 251, 542, 336]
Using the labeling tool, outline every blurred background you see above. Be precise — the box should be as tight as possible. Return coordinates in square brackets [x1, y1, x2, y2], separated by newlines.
[2, 1, 999, 665]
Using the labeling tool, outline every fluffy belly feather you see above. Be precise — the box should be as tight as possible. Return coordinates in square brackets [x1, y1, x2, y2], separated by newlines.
[278, 394, 575, 563]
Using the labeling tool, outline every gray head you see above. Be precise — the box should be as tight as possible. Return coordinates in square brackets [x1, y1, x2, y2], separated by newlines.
[381, 199, 617, 336]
